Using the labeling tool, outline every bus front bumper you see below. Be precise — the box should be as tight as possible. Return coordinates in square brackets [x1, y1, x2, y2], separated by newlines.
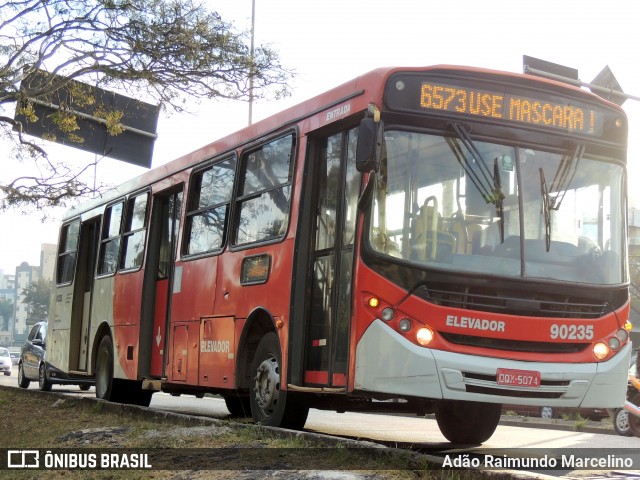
[354, 319, 631, 408]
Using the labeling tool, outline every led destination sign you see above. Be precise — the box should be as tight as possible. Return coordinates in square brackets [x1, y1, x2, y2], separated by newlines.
[419, 81, 603, 136]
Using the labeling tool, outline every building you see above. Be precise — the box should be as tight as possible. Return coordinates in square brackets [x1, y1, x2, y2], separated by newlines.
[40, 243, 56, 282]
[9, 243, 55, 345]
[12, 261, 41, 345]
[0, 270, 16, 346]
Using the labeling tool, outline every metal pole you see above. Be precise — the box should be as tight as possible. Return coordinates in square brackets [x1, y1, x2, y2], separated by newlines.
[524, 66, 640, 103]
[248, 0, 255, 125]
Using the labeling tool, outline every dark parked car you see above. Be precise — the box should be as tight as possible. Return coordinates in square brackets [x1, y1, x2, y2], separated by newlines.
[18, 321, 93, 391]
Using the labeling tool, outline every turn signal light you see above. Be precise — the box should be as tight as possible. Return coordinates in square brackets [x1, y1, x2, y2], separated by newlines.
[624, 320, 633, 332]
[368, 297, 380, 308]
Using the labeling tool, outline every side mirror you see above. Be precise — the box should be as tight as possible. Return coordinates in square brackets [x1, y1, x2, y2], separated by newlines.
[355, 117, 380, 173]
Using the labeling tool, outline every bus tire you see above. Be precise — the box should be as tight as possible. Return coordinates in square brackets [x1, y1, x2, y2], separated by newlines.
[95, 335, 116, 401]
[17, 363, 30, 389]
[249, 332, 309, 430]
[39, 363, 52, 391]
[224, 394, 251, 417]
[435, 400, 501, 444]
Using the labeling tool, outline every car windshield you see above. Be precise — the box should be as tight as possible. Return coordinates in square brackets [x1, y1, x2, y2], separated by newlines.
[368, 130, 626, 285]
[0, 348, 8, 356]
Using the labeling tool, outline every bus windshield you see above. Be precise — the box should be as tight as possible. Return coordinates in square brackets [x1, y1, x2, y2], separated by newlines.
[369, 129, 626, 285]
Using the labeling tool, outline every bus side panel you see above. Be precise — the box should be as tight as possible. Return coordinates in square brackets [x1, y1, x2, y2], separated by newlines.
[162, 257, 217, 386]
[113, 271, 144, 328]
[49, 285, 74, 372]
[168, 320, 199, 384]
[213, 240, 295, 385]
[110, 272, 144, 380]
[348, 256, 408, 392]
[89, 276, 117, 376]
[149, 278, 169, 376]
[198, 316, 235, 387]
[170, 257, 218, 321]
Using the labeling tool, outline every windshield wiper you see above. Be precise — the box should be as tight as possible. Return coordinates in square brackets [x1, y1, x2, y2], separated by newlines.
[549, 143, 584, 211]
[539, 143, 585, 252]
[448, 122, 505, 241]
[539, 168, 552, 252]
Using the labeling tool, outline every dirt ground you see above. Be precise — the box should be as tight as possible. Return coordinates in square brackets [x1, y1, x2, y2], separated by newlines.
[0, 386, 460, 480]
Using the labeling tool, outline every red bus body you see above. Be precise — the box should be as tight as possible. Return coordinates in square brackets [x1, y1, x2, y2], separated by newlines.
[48, 66, 632, 443]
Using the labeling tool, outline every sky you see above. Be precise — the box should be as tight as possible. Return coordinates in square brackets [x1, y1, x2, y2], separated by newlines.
[1, 0, 640, 274]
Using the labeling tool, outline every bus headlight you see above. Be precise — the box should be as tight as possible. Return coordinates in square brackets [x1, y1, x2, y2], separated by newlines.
[593, 342, 610, 360]
[416, 327, 434, 346]
[608, 337, 621, 350]
[381, 308, 395, 322]
[398, 318, 412, 333]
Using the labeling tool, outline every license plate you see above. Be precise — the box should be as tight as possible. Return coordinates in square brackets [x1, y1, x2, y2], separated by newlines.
[496, 368, 541, 388]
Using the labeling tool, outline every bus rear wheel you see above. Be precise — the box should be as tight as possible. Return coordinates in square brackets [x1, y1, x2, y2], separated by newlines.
[249, 332, 308, 430]
[435, 400, 501, 444]
[96, 335, 117, 401]
[95, 335, 152, 406]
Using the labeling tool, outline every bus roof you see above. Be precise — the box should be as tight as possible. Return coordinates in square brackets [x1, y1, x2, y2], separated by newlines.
[62, 64, 619, 220]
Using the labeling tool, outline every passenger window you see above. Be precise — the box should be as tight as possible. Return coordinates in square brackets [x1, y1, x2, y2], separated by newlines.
[56, 220, 80, 284]
[98, 202, 124, 275]
[235, 134, 295, 245]
[121, 192, 149, 270]
[184, 158, 236, 255]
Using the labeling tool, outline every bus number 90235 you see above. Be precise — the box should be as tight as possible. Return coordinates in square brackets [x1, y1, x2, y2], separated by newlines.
[550, 324, 594, 340]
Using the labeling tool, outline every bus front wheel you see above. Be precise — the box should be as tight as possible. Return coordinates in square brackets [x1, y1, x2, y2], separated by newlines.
[249, 332, 308, 430]
[435, 400, 501, 444]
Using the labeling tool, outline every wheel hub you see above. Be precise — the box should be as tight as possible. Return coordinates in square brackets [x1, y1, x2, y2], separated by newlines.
[254, 355, 280, 415]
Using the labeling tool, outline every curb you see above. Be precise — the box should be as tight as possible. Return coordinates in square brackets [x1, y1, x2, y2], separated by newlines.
[497, 416, 617, 436]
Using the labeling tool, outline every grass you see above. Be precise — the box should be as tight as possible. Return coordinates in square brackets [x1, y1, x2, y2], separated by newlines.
[1, 387, 474, 480]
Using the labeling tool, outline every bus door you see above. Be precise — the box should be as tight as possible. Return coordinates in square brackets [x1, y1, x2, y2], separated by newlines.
[71, 217, 99, 371]
[302, 128, 360, 387]
[142, 188, 183, 379]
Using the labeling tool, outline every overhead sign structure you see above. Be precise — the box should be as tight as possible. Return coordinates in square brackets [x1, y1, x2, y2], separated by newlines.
[590, 66, 626, 106]
[522, 55, 579, 82]
[14, 69, 159, 168]
[523, 55, 639, 106]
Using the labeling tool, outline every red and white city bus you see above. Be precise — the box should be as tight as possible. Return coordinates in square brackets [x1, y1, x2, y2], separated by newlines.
[47, 65, 632, 444]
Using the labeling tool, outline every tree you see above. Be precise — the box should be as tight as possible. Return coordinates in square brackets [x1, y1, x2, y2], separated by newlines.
[0, 299, 13, 331]
[21, 278, 53, 322]
[0, 0, 291, 211]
